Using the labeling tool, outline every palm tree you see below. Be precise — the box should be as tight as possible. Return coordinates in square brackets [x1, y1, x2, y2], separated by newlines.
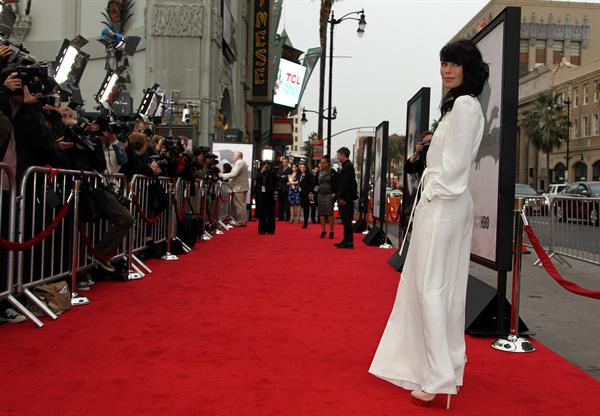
[521, 94, 569, 190]
[315, 1, 335, 142]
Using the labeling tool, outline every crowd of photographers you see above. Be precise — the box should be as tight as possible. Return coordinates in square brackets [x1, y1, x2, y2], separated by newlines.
[0, 49, 230, 323]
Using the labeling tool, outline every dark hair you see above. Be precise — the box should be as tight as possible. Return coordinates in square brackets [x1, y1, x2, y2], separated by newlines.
[337, 147, 350, 158]
[439, 39, 489, 117]
[321, 155, 330, 164]
[419, 131, 433, 139]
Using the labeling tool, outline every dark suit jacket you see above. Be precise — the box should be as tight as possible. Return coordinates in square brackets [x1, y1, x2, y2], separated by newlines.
[277, 165, 291, 192]
[299, 172, 315, 205]
[336, 160, 358, 203]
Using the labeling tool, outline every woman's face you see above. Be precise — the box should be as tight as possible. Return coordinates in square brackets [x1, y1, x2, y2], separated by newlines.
[299, 164, 307, 174]
[319, 159, 329, 170]
[291, 164, 298, 172]
[440, 61, 464, 90]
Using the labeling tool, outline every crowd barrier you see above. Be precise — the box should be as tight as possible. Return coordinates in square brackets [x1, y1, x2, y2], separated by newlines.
[0, 165, 234, 327]
[523, 195, 600, 266]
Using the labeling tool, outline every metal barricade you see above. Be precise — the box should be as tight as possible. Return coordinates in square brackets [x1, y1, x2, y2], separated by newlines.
[547, 195, 600, 265]
[216, 181, 233, 230]
[0, 163, 43, 326]
[128, 175, 176, 273]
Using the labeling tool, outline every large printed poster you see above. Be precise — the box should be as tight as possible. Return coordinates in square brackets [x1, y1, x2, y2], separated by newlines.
[212, 143, 254, 204]
[373, 122, 389, 222]
[470, 23, 504, 265]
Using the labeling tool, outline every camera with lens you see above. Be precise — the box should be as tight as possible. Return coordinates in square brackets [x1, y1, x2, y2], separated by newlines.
[148, 154, 168, 167]
[63, 117, 97, 152]
[18, 63, 56, 95]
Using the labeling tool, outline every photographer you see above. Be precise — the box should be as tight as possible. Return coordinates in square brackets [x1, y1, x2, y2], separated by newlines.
[100, 124, 128, 175]
[155, 136, 194, 180]
[50, 106, 134, 273]
[0, 67, 55, 182]
[405, 130, 433, 180]
[255, 161, 276, 234]
[121, 132, 161, 180]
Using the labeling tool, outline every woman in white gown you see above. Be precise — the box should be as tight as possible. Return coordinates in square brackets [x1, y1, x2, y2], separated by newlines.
[369, 39, 489, 409]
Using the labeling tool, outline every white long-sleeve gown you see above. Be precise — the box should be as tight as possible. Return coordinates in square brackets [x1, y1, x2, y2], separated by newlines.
[369, 95, 484, 395]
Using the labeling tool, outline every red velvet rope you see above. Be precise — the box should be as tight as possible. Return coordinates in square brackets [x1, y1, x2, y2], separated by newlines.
[187, 197, 202, 217]
[45, 165, 60, 181]
[131, 195, 162, 224]
[77, 220, 113, 262]
[0, 202, 71, 251]
[172, 195, 188, 222]
[524, 224, 600, 299]
[218, 189, 231, 203]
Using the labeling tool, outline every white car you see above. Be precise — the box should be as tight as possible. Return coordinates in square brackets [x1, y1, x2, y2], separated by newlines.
[541, 183, 568, 214]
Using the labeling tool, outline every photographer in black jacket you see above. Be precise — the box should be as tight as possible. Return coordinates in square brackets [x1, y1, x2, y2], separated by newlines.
[50, 106, 134, 273]
[335, 147, 358, 249]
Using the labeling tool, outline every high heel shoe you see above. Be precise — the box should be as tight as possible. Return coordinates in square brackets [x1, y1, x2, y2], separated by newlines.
[320, 232, 326, 239]
[329, 232, 334, 239]
[411, 389, 452, 410]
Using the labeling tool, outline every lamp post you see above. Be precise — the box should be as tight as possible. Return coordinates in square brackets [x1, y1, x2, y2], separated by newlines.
[301, 107, 337, 125]
[326, 8, 367, 156]
[563, 97, 571, 182]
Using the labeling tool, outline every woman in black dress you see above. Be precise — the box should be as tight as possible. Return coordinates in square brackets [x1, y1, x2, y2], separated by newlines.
[316, 156, 336, 239]
[255, 161, 276, 234]
[298, 162, 315, 229]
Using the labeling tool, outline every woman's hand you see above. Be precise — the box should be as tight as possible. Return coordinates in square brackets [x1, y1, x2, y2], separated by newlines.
[0, 45, 12, 60]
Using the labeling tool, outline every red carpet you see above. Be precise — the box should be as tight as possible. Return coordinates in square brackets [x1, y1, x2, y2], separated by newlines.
[1, 222, 598, 415]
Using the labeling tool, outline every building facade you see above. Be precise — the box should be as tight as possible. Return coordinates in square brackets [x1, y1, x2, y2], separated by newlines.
[453, 0, 600, 190]
[13, 0, 252, 146]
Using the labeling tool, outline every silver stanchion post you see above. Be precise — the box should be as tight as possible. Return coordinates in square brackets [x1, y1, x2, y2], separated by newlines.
[162, 182, 178, 261]
[492, 197, 535, 353]
[70, 181, 90, 306]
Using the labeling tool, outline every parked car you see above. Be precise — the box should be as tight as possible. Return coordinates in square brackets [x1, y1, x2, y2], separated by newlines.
[553, 181, 600, 227]
[540, 183, 568, 215]
[515, 183, 543, 216]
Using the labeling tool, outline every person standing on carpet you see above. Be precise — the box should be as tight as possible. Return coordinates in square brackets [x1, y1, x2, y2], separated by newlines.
[287, 163, 301, 224]
[334, 147, 357, 249]
[255, 161, 276, 234]
[219, 151, 249, 226]
[310, 166, 319, 224]
[316, 156, 336, 239]
[368, 39, 488, 410]
[277, 156, 291, 221]
[298, 162, 315, 229]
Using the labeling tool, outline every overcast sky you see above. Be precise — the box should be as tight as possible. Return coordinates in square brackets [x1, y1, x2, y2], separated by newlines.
[277, 0, 594, 157]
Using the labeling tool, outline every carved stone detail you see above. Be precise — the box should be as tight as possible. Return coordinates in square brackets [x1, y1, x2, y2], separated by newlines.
[520, 12, 589, 48]
[151, 4, 203, 37]
[211, 7, 223, 47]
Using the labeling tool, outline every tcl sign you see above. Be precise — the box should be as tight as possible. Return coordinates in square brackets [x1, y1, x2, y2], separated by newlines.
[274, 59, 306, 108]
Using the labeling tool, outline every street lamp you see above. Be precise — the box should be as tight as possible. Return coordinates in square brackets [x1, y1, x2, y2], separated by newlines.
[302, 107, 337, 126]
[563, 97, 571, 182]
[327, 8, 367, 156]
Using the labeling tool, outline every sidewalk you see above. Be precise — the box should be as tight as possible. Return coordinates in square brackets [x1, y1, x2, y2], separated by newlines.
[470, 253, 600, 381]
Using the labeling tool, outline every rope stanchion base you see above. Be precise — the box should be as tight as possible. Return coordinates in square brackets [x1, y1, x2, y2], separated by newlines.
[71, 291, 91, 307]
[491, 334, 536, 353]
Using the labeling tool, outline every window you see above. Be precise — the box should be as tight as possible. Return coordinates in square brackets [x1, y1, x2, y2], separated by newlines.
[571, 41, 581, 65]
[535, 39, 546, 65]
[593, 113, 599, 136]
[294, 145, 298, 151]
[572, 118, 578, 137]
[556, 91, 565, 107]
[520, 39, 529, 75]
[593, 161, 600, 181]
[553, 40, 564, 64]
[583, 84, 589, 105]
[574, 162, 587, 181]
[554, 163, 566, 182]
[595, 80, 600, 102]
[573, 88, 579, 107]
[582, 116, 588, 137]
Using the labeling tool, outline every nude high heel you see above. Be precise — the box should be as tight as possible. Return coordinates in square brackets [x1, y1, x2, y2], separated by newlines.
[410, 389, 453, 410]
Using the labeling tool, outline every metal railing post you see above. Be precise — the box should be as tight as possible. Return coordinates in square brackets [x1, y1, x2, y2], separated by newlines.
[161, 181, 178, 260]
[69, 180, 90, 306]
[492, 197, 535, 353]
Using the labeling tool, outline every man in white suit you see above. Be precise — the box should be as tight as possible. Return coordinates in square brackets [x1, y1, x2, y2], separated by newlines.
[219, 151, 249, 226]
